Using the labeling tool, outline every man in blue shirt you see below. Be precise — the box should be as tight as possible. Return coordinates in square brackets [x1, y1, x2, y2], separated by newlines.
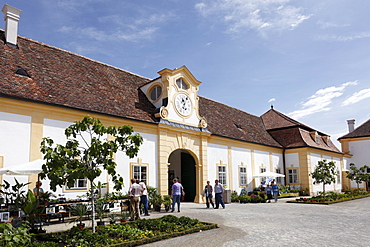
[214, 179, 225, 209]
[271, 182, 279, 203]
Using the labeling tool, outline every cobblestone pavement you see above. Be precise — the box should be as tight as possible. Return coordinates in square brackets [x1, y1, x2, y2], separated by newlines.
[44, 197, 370, 247]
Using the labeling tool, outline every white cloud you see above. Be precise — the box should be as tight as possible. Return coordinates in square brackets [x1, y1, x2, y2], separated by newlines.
[316, 20, 350, 29]
[195, 0, 311, 36]
[342, 88, 370, 106]
[288, 81, 357, 119]
[315, 31, 370, 42]
[268, 98, 276, 103]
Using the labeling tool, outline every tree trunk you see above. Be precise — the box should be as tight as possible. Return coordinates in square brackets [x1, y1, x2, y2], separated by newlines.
[91, 185, 96, 233]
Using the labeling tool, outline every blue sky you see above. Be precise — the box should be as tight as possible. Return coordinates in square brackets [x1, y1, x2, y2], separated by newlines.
[4, 0, 370, 148]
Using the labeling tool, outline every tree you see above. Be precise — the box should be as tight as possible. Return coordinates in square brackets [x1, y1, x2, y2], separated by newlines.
[40, 116, 143, 232]
[310, 160, 337, 194]
[346, 163, 370, 189]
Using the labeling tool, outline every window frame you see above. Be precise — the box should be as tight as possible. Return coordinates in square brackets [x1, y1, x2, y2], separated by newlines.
[131, 164, 148, 185]
[65, 178, 89, 191]
[288, 168, 298, 184]
[176, 78, 188, 90]
[149, 85, 162, 101]
[218, 165, 227, 186]
[239, 166, 247, 186]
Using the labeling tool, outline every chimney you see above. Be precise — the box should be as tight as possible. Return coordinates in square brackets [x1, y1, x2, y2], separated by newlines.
[347, 119, 355, 132]
[2, 4, 22, 47]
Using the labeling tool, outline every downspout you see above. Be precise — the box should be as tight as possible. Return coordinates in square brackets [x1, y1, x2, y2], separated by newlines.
[283, 148, 287, 185]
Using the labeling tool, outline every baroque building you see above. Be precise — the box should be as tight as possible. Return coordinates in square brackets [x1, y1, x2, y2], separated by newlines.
[0, 4, 358, 201]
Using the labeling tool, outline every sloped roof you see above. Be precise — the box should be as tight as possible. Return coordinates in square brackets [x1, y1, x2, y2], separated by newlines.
[338, 119, 370, 140]
[0, 30, 157, 123]
[199, 98, 282, 148]
[261, 108, 341, 153]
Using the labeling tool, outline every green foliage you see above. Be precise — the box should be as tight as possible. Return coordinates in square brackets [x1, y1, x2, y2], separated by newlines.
[39, 116, 143, 232]
[162, 195, 172, 206]
[22, 190, 45, 230]
[0, 223, 32, 247]
[40, 115, 143, 192]
[346, 163, 370, 189]
[147, 186, 162, 208]
[292, 190, 370, 204]
[34, 215, 213, 246]
[71, 203, 88, 225]
[310, 160, 337, 194]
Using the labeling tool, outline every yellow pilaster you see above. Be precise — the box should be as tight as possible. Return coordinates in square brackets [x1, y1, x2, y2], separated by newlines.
[28, 114, 44, 190]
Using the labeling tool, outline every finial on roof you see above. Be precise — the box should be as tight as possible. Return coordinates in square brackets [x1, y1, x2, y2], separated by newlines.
[271, 105, 274, 109]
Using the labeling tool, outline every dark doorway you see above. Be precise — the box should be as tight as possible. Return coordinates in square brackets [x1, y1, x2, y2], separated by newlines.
[181, 152, 196, 202]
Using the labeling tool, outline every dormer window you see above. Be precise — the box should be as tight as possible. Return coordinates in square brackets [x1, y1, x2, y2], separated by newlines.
[322, 136, 331, 147]
[310, 131, 319, 144]
[150, 85, 162, 101]
[176, 78, 188, 90]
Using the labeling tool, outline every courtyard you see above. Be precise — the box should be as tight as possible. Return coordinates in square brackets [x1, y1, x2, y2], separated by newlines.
[44, 196, 370, 246]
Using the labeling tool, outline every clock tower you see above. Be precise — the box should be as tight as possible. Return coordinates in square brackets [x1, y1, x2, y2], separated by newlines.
[140, 66, 207, 128]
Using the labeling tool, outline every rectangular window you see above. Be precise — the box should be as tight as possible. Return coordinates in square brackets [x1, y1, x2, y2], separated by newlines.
[67, 178, 88, 190]
[239, 167, 247, 186]
[132, 165, 147, 184]
[218, 166, 227, 185]
[288, 169, 298, 184]
[260, 167, 266, 182]
[275, 168, 282, 184]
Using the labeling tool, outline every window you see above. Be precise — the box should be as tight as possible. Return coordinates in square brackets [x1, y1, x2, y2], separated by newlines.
[176, 78, 188, 90]
[218, 166, 227, 185]
[275, 168, 282, 184]
[288, 169, 298, 184]
[239, 167, 247, 186]
[132, 165, 147, 184]
[150, 85, 162, 101]
[260, 167, 266, 182]
[67, 178, 88, 190]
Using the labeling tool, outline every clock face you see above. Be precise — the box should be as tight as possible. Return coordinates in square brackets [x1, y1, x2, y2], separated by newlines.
[175, 93, 192, 116]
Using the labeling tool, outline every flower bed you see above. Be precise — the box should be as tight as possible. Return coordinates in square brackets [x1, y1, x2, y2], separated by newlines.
[33, 215, 217, 246]
[287, 189, 370, 204]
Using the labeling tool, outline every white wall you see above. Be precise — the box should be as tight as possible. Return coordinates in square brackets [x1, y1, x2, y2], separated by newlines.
[207, 143, 228, 187]
[231, 147, 252, 193]
[0, 112, 31, 190]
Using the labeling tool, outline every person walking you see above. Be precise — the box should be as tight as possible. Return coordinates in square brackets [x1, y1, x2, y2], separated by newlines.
[171, 178, 184, 212]
[214, 179, 225, 209]
[138, 180, 150, 216]
[271, 182, 279, 203]
[266, 184, 273, 203]
[204, 181, 214, 208]
[128, 178, 142, 220]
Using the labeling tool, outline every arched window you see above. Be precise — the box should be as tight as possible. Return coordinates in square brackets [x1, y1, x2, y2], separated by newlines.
[176, 78, 188, 90]
[150, 85, 162, 101]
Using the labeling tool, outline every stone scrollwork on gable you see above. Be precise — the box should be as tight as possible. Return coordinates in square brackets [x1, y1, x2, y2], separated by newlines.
[199, 116, 207, 128]
[155, 106, 168, 119]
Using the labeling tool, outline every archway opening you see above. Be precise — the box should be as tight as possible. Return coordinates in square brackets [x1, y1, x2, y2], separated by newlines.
[168, 149, 196, 202]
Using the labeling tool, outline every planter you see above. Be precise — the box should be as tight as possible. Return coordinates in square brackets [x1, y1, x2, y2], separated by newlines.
[77, 223, 85, 229]
[165, 205, 170, 212]
[120, 219, 128, 223]
[154, 205, 161, 212]
[110, 220, 115, 224]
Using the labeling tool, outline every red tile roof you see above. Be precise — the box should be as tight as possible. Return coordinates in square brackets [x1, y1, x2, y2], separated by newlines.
[0, 31, 341, 152]
[0, 31, 156, 123]
[261, 108, 342, 153]
[338, 119, 370, 140]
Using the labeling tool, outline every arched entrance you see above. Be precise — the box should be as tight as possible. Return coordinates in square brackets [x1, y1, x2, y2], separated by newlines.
[168, 149, 196, 202]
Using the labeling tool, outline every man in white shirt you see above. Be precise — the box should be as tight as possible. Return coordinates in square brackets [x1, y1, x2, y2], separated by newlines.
[128, 178, 142, 220]
[139, 180, 150, 216]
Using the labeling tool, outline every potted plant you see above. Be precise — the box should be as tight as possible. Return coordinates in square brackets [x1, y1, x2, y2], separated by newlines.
[163, 195, 172, 212]
[119, 210, 129, 222]
[108, 213, 117, 224]
[95, 200, 106, 226]
[151, 194, 163, 212]
[71, 203, 88, 228]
